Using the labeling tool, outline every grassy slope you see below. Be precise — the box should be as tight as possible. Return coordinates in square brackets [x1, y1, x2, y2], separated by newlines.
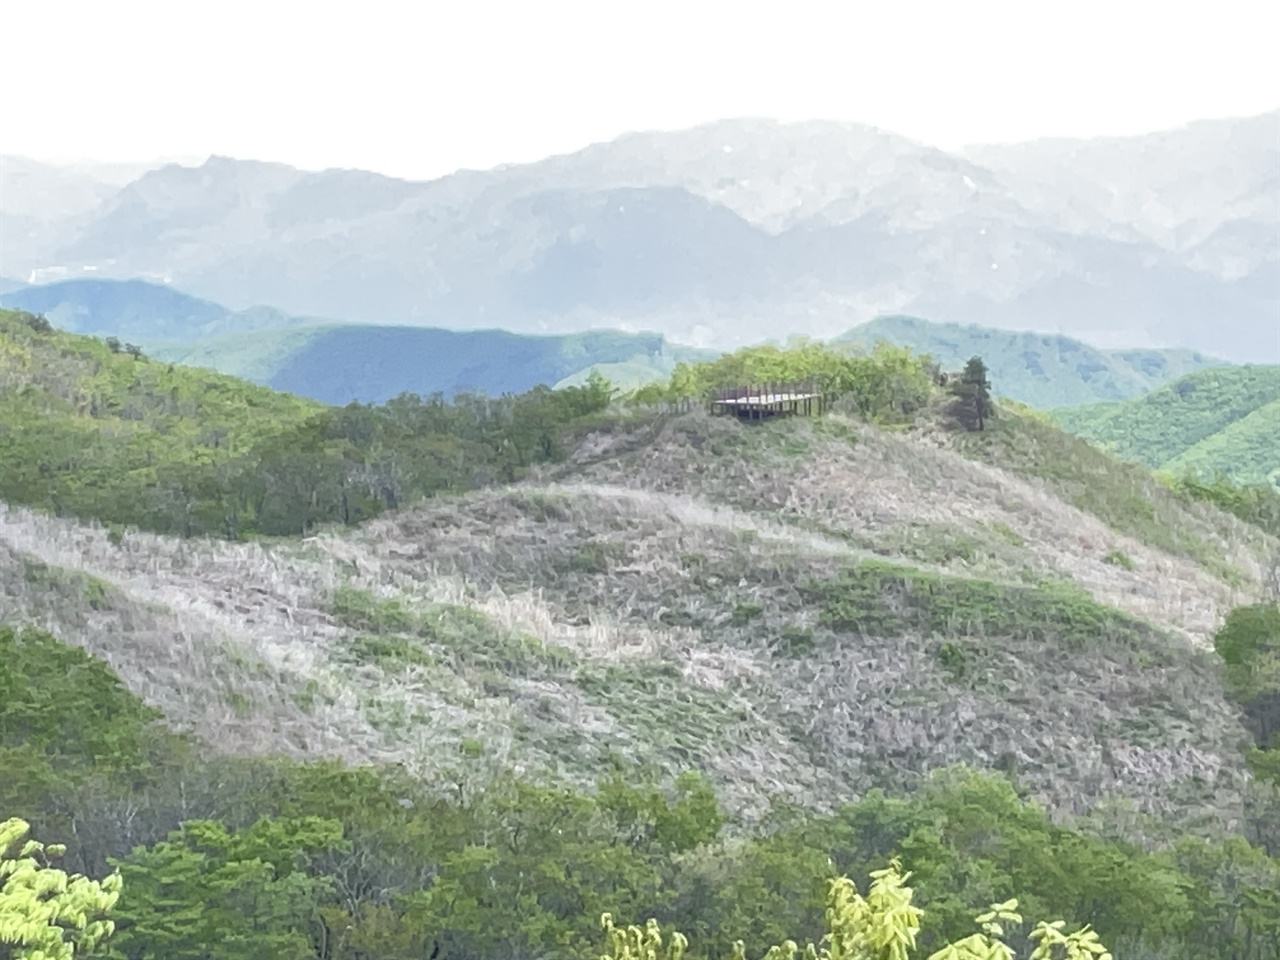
[2, 388, 1273, 833]
[946, 405, 1275, 583]
[0, 308, 322, 520]
[835, 315, 1224, 408]
[1053, 365, 1280, 487]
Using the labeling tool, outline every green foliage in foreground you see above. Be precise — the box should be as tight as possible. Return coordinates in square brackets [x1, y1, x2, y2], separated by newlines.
[0, 817, 122, 960]
[0, 626, 180, 828]
[601, 862, 1113, 960]
[1053, 365, 1280, 489]
[109, 817, 345, 960]
[4, 622, 1280, 959]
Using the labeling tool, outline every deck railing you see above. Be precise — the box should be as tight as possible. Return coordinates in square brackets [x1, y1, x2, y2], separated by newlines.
[710, 379, 819, 403]
[708, 379, 826, 418]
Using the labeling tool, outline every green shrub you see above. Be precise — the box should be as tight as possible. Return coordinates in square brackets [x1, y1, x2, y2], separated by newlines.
[1103, 549, 1135, 571]
[804, 560, 1157, 651]
[772, 625, 816, 659]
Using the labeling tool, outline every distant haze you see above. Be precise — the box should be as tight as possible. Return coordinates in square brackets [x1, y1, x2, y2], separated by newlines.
[4, 2, 1277, 362]
[5, 0, 1279, 180]
[3, 109, 1277, 361]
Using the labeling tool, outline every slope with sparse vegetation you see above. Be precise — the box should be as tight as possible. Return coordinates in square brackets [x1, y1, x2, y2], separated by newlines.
[2, 360, 1274, 817]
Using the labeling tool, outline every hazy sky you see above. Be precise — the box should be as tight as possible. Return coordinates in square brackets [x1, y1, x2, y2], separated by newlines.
[7, 0, 1279, 180]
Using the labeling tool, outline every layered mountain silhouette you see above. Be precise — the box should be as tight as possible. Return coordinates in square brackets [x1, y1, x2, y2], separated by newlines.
[3, 110, 1277, 360]
[0, 278, 1227, 409]
[0, 278, 706, 404]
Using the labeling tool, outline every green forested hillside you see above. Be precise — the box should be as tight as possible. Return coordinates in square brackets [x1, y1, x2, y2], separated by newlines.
[1054, 365, 1280, 488]
[0, 308, 323, 534]
[0, 308, 615, 537]
[835, 314, 1223, 408]
[3, 322, 1279, 959]
[140, 322, 340, 383]
[266, 325, 686, 405]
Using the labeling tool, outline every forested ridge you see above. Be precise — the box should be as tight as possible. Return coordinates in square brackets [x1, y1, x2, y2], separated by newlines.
[3, 306, 1280, 959]
[0, 308, 615, 538]
[0, 309, 977, 540]
[1052, 365, 1280, 492]
[5, 305, 1276, 547]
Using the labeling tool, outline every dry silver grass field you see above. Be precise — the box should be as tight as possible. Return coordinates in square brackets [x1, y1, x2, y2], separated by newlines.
[1, 409, 1274, 827]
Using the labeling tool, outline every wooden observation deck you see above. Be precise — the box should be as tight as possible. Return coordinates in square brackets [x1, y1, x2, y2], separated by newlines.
[709, 379, 826, 420]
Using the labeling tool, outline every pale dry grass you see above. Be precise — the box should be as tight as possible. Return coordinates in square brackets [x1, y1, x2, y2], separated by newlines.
[309, 470, 1254, 824]
[0, 503, 384, 765]
[564, 412, 1271, 646]
[0, 407, 1269, 825]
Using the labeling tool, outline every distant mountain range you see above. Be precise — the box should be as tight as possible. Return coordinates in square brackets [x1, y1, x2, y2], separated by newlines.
[0, 278, 709, 404]
[0, 277, 307, 340]
[1053, 365, 1280, 488]
[836, 315, 1224, 409]
[156, 325, 711, 406]
[0, 277, 1232, 408]
[3, 109, 1276, 361]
